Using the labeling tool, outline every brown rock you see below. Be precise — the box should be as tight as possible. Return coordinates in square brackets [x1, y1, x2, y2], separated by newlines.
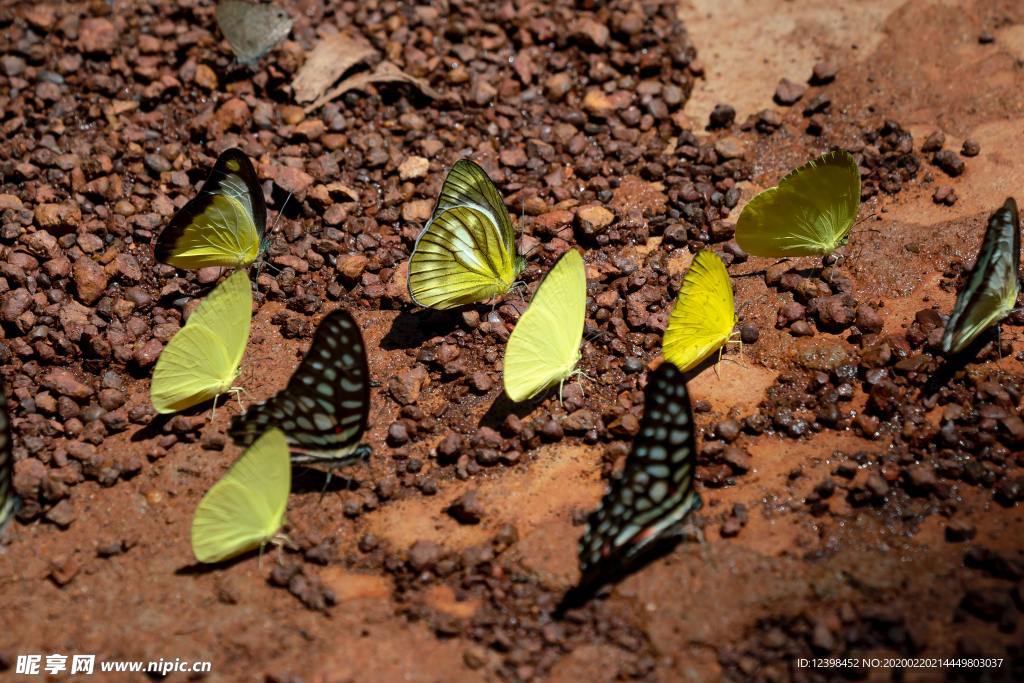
[388, 366, 428, 405]
[572, 18, 609, 48]
[13, 457, 48, 499]
[402, 199, 433, 223]
[73, 257, 109, 305]
[1, 288, 33, 324]
[133, 338, 163, 368]
[46, 499, 76, 528]
[214, 98, 250, 131]
[499, 147, 528, 168]
[272, 164, 314, 195]
[42, 369, 94, 400]
[79, 18, 117, 55]
[582, 89, 630, 118]
[575, 204, 614, 237]
[407, 540, 443, 571]
[533, 210, 574, 238]
[773, 78, 806, 105]
[337, 254, 368, 280]
[0, 194, 23, 211]
[810, 61, 837, 85]
[194, 64, 218, 90]
[714, 136, 746, 160]
[921, 130, 946, 152]
[447, 491, 485, 524]
[35, 203, 81, 233]
[398, 156, 429, 180]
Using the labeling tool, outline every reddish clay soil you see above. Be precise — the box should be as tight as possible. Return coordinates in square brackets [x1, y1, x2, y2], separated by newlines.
[1, 1, 1023, 682]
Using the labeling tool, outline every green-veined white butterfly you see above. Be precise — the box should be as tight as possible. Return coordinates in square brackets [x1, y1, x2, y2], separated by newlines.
[407, 159, 526, 309]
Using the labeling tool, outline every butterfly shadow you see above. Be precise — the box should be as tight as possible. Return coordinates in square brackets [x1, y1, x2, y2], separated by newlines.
[175, 551, 254, 576]
[478, 390, 542, 429]
[129, 413, 177, 443]
[921, 332, 1002, 398]
[553, 533, 686, 618]
[381, 309, 462, 350]
[289, 464, 362, 495]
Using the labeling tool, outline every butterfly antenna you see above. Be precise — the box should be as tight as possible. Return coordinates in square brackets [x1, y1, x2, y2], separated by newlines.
[271, 192, 294, 234]
[853, 211, 879, 228]
[522, 241, 544, 260]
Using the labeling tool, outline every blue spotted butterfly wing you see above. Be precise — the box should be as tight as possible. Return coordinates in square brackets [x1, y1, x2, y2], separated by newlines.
[1, 385, 18, 532]
[575, 362, 701, 595]
[228, 310, 371, 467]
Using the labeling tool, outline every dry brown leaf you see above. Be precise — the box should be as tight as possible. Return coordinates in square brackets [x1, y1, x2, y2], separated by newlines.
[292, 32, 377, 104]
[304, 61, 441, 113]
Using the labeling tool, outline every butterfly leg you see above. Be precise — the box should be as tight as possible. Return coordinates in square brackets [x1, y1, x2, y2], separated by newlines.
[318, 471, 335, 503]
[231, 386, 247, 411]
[723, 333, 745, 367]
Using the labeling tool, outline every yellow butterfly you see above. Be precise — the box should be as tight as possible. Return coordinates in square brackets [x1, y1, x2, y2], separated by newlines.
[503, 249, 586, 402]
[736, 150, 860, 258]
[156, 148, 267, 270]
[662, 250, 737, 372]
[150, 270, 252, 414]
[408, 159, 525, 309]
[191, 428, 290, 564]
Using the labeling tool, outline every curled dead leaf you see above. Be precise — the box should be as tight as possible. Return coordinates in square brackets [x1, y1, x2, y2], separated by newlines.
[292, 32, 378, 104]
[304, 61, 441, 113]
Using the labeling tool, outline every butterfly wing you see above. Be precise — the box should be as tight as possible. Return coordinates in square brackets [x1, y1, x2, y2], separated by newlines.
[191, 428, 291, 564]
[408, 160, 523, 309]
[0, 387, 17, 532]
[503, 249, 586, 402]
[229, 310, 371, 466]
[215, 0, 293, 66]
[151, 271, 253, 414]
[943, 198, 1021, 353]
[435, 159, 518, 253]
[662, 250, 736, 372]
[736, 150, 860, 257]
[576, 362, 701, 594]
[156, 148, 266, 270]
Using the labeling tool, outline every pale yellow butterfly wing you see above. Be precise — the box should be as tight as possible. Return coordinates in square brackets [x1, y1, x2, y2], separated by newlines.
[736, 150, 860, 257]
[150, 270, 253, 413]
[191, 428, 290, 564]
[503, 250, 586, 402]
[662, 250, 736, 372]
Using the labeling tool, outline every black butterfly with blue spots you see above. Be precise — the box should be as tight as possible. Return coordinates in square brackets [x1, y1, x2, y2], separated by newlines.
[229, 310, 371, 467]
[570, 361, 701, 603]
